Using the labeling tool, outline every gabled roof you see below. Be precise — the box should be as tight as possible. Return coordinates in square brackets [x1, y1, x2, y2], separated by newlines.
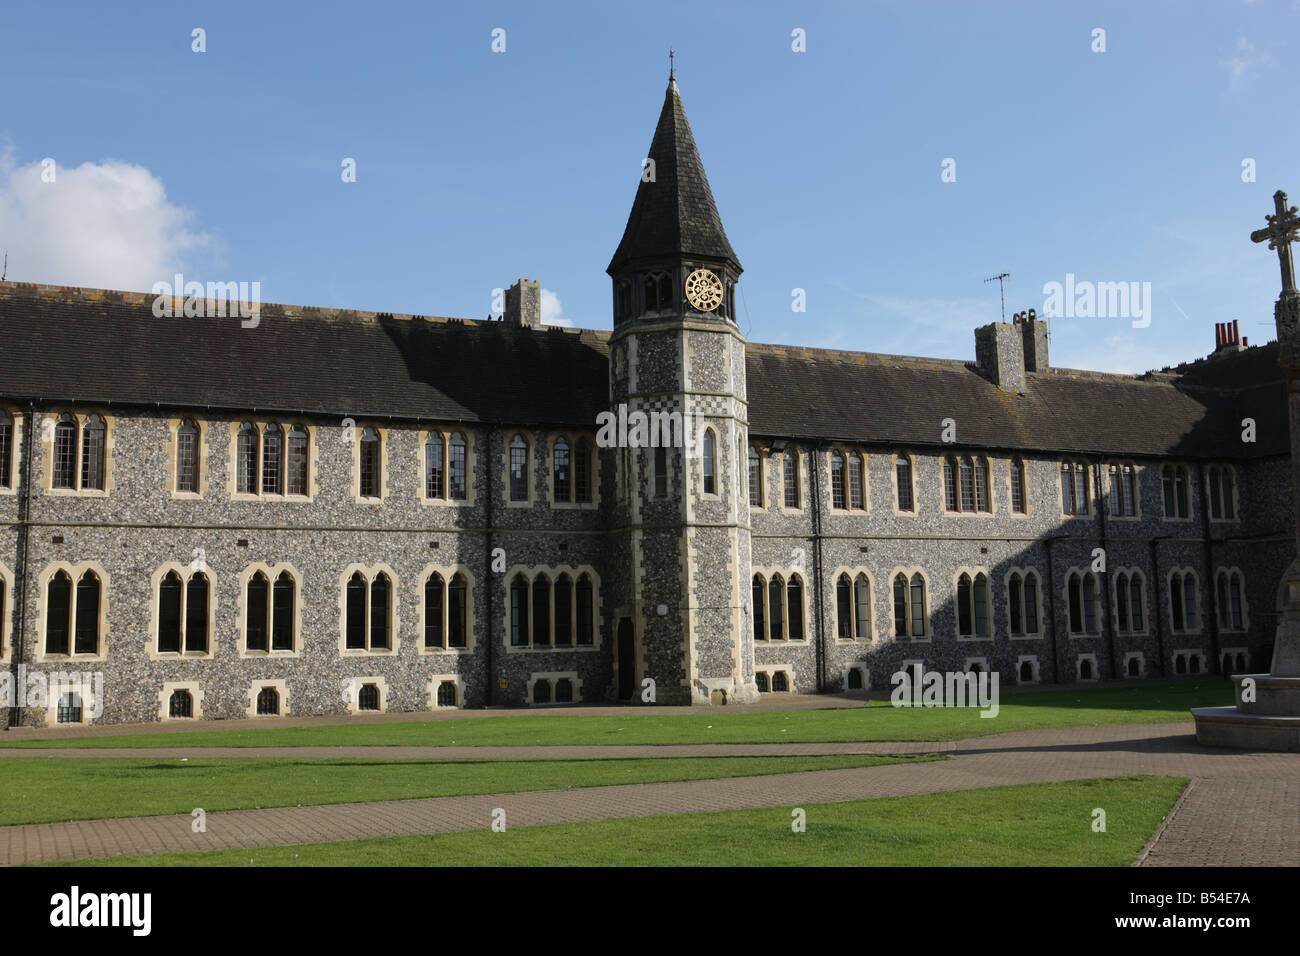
[607, 79, 741, 274]
[0, 281, 1286, 460]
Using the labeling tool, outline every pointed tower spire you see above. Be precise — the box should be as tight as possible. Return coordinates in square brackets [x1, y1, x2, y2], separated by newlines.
[607, 75, 741, 276]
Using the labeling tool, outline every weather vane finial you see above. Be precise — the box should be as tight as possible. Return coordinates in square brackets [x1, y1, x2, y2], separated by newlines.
[669, 49, 675, 80]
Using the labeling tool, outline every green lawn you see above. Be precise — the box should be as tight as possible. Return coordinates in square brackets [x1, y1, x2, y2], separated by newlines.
[55, 776, 1186, 867]
[0, 681, 1230, 749]
[0, 754, 936, 826]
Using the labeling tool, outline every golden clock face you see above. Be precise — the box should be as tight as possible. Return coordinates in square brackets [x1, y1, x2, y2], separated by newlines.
[684, 269, 724, 312]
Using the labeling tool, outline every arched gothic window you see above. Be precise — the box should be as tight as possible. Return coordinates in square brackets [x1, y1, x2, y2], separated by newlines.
[176, 420, 200, 493]
[1161, 464, 1190, 518]
[359, 427, 382, 498]
[783, 449, 799, 508]
[509, 435, 529, 501]
[893, 572, 927, 638]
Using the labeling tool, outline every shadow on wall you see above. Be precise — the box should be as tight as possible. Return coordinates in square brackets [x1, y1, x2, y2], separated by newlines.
[838, 531, 1287, 693]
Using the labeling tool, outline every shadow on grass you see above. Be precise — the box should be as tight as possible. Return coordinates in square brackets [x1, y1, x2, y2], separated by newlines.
[951, 731, 1205, 759]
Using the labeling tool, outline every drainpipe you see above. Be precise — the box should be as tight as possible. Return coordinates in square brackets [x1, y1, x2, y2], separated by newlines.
[1095, 460, 1117, 679]
[1045, 536, 1062, 684]
[1149, 537, 1167, 677]
[483, 426, 495, 707]
[7, 402, 36, 729]
[809, 441, 826, 693]
[1196, 462, 1222, 675]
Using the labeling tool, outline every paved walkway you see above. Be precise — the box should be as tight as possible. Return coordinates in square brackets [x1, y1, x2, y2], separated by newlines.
[0, 741, 932, 760]
[0, 677, 1185, 743]
[0, 694, 876, 742]
[1, 721, 1295, 866]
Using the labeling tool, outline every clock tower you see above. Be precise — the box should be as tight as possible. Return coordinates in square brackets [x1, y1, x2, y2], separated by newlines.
[604, 71, 758, 705]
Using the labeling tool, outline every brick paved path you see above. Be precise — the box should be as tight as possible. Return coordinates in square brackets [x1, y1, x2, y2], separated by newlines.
[0, 677, 1169, 743]
[0, 693, 875, 743]
[0, 719, 1211, 761]
[1, 722, 1295, 866]
[0, 741, 934, 760]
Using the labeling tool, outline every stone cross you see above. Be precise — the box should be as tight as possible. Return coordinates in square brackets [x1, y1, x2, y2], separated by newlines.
[1251, 189, 1300, 295]
[1257, 188, 1300, 675]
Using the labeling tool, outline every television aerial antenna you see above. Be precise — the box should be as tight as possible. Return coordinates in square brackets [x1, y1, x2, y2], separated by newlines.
[984, 271, 1010, 322]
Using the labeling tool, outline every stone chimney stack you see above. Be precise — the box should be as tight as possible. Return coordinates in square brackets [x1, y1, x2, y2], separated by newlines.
[1015, 308, 1050, 372]
[976, 309, 1050, 391]
[974, 320, 1026, 392]
[504, 278, 541, 328]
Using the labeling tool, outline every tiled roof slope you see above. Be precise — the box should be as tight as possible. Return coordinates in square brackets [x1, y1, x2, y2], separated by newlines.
[0, 284, 611, 427]
[745, 342, 1286, 459]
[607, 80, 741, 274]
[0, 282, 1286, 459]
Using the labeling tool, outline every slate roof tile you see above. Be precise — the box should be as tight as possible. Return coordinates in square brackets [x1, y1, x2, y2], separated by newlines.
[607, 80, 740, 274]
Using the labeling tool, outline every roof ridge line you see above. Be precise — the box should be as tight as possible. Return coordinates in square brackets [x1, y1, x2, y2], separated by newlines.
[0, 279, 481, 327]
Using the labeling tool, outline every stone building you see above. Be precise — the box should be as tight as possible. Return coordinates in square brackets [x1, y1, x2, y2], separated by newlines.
[0, 76, 1292, 726]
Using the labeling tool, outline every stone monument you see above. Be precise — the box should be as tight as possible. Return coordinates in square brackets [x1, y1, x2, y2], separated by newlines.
[1193, 189, 1300, 750]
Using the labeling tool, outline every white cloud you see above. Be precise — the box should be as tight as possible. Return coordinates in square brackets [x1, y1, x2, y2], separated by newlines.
[0, 146, 218, 291]
[540, 287, 573, 326]
[1221, 35, 1274, 93]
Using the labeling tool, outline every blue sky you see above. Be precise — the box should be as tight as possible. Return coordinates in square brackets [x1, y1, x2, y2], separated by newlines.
[0, 0, 1294, 373]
